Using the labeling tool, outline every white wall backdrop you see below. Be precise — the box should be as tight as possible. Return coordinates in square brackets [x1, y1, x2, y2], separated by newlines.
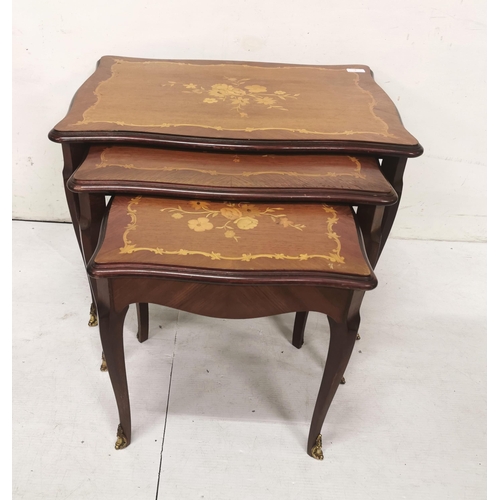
[12, 0, 486, 242]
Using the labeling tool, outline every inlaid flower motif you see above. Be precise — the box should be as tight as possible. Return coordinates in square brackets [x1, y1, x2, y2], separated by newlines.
[188, 217, 214, 232]
[124, 197, 342, 266]
[245, 85, 267, 93]
[209, 84, 246, 98]
[164, 201, 304, 242]
[231, 97, 250, 107]
[236, 217, 259, 230]
[239, 203, 261, 216]
[166, 77, 298, 117]
[254, 96, 276, 106]
[220, 207, 242, 220]
[189, 200, 210, 210]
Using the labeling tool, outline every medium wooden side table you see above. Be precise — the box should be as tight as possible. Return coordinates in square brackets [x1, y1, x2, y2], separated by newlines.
[67, 144, 398, 347]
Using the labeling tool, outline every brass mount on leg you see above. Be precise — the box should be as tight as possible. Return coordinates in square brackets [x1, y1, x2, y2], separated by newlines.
[88, 303, 98, 327]
[340, 376, 346, 384]
[311, 434, 324, 460]
[356, 333, 361, 340]
[115, 424, 128, 450]
[100, 353, 108, 372]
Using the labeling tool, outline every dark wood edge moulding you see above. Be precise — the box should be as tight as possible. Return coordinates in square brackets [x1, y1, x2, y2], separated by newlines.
[67, 178, 398, 206]
[49, 129, 424, 158]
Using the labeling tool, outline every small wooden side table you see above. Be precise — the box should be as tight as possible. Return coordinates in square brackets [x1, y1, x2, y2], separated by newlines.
[88, 195, 377, 459]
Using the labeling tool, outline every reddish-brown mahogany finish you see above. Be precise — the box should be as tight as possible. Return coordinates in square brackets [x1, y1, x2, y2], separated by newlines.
[68, 145, 398, 204]
[88, 195, 377, 458]
[50, 56, 423, 157]
[48, 58, 421, 443]
[49, 57, 420, 294]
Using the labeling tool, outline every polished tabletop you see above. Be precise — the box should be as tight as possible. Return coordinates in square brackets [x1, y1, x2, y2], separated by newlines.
[69, 145, 398, 204]
[50, 56, 422, 156]
[92, 195, 375, 287]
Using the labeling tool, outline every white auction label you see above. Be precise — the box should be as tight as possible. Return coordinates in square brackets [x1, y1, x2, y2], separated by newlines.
[346, 68, 366, 73]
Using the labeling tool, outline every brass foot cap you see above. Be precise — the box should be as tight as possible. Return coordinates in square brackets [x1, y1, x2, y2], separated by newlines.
[88, 303, 98, 327]
[340, 377, 346, 384]
[115, 424, 128, 450]
[311, 434, 324, 460]
[356, 333, 361, 340]
[100, 354, 108, 372]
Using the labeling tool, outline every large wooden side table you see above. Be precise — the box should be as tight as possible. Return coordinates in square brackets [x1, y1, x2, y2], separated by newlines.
[48, 56, 423, 459]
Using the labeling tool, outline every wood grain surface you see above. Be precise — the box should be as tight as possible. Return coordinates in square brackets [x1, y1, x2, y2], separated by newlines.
[68, 145, 397, 204]
[91, 195, 375, 287]
[50, 56, 422, 156]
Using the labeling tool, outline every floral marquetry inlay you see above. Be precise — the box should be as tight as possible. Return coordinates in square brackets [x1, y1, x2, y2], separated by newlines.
[164, 77, 299, 117]
[52, 56, 422, 150]
[119, 196, 345, 266]
[94, 147, 365, 181]
[56, 57, 420, 144]
[162, 200, 306, 242]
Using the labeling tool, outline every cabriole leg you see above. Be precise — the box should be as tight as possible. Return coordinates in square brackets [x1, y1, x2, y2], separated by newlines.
[307, 316, 358, 460]
[292, 311, 308, 348]
[93, 278, 131, 450]
[136, 303, 149, 343]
